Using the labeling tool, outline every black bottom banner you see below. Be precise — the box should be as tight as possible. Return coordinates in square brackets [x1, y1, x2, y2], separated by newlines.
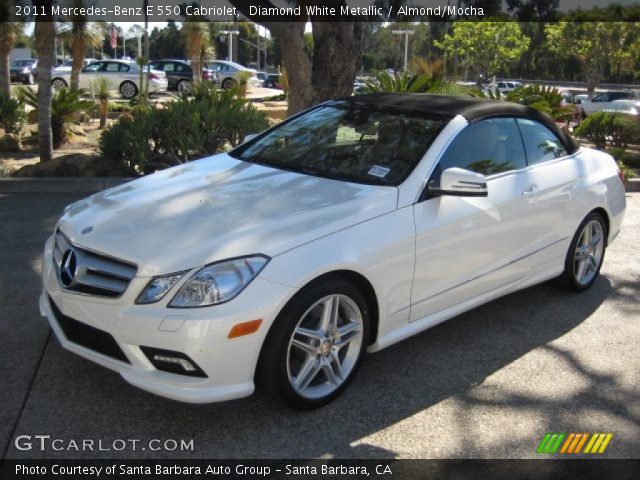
[1, 459, 639, 480]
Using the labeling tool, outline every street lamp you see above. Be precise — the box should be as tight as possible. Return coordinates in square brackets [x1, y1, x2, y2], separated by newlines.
[392, 29, 415, 72]
[220, 30, 240, 62]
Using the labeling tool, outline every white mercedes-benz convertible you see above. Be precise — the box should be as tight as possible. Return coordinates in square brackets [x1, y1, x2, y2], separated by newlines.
[41, 94, 626, 409]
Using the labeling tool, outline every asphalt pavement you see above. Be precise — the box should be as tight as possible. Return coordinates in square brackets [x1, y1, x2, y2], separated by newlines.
[1, 191, 638, 459]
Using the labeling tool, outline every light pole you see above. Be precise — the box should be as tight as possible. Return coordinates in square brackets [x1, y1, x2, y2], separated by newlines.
[220, 30, 239, 62]
[392, 29, 415, 72]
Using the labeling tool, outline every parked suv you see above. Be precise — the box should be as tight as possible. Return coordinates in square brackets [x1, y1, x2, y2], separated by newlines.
[149, 60, 218, 93]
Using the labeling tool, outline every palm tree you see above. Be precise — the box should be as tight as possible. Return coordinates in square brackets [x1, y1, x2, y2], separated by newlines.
[0, 20, 24, 96]
[57, 0, 104, 90]
[183, 21, 210, 85]
[34, 19, 56, 162]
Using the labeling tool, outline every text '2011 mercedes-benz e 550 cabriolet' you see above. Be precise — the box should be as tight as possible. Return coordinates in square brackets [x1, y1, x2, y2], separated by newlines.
[41, 94, 626, 409]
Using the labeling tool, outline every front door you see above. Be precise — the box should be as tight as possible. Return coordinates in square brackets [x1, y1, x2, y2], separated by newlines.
[410, 117, 535, 321]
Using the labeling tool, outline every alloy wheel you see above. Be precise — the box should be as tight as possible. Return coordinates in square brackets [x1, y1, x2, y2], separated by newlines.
[573, 219, 604, 286]
[286, 294, 363, 400]
[52, 78, 66, 89]
[120, 82, 137, 99]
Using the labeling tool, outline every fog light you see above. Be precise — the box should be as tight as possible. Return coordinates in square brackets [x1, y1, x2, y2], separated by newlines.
[153, 355, 197, 372]
[140, 346, 207, 378]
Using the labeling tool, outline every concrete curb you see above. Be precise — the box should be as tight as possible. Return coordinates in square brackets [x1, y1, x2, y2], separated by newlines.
[628, 179, 640, 193]
[0, 178, 133, 193]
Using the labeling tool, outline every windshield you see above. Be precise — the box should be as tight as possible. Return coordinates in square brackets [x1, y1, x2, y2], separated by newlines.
[232, 104, 446, 186]
[11, 60, 33, 67]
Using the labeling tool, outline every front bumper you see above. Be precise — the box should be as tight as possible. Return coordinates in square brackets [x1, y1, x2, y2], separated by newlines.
[40, 235, 295, 403]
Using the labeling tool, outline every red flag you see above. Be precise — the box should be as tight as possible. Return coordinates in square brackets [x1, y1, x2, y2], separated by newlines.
[110, 26, 117, 50]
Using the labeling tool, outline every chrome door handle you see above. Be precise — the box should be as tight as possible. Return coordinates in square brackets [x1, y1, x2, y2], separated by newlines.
[522, 184, 539, 198]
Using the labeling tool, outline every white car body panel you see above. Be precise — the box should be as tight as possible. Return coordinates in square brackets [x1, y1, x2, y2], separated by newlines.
[52, 60, 167, 94]
[40, 105, 626, 403]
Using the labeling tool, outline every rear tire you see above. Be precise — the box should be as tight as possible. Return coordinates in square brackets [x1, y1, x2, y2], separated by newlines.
[120, 81, 138, 99]
[555, 212, 607, 292]
[177, 79, 192, 94]
[51, 78, 67, 89]
[221, 78, 237, 90]
[257, 276, 370, 409]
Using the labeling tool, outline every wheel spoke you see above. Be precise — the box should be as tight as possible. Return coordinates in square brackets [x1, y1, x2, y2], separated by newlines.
[334, 322, 362, 348]
[575, 260, 587, 281]
[329, 350, 344, 380]
[590, 231, 602, 248]
[295, 327, 322, 342]
[319, 295, 339, 333]
[291, 338, 316, 356]
[322, 362, 339, 385]
[295, 358, 322, 391]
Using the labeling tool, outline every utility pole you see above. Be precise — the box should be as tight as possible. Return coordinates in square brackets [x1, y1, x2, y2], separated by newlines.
[392, 29, 415, 72]
[220, 30, 239, 62]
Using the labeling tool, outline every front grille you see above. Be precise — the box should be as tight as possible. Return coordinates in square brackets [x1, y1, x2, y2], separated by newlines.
[48, 296, 130, 364]
[53, 230, 137, 298]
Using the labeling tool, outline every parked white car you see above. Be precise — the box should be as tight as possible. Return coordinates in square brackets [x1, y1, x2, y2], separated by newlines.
[40, 94, 626, 409]
[487, 80, 523, 95]
[579, 91, 639, 116]
[51, 60, 168, 99]
[208, 60, 261, 90]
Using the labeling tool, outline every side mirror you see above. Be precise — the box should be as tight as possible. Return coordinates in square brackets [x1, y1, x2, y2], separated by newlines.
[429, 167, 488, 197]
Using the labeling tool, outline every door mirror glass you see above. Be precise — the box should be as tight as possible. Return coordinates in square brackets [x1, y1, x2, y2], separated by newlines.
[429, 167, 488, 197]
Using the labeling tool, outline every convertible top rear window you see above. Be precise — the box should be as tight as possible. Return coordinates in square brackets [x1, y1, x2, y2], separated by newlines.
[232, 104, 447, 186]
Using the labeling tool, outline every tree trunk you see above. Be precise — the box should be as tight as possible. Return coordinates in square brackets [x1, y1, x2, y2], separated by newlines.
[70, 36, 85, 90]
[191, 38, 202, 84]
[0, 33, 13, 97]
[267, 21, 364, 116]
[34, 20, 56, 163]
[230, 2, 365, 117]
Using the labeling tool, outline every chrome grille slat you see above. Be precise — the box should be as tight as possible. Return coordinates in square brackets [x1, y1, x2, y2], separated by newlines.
[53, 230, 137, 298]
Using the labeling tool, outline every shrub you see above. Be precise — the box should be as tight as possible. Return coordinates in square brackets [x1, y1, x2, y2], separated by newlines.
[506, 84, 575, 123]
[0, 93, 27, 136]
[574, 112, 639, 150]
[100, 85, 269, 174]
[17, 87, 94, 148]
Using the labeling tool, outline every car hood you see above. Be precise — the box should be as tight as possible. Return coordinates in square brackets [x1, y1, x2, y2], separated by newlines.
[58, 154, 398, 277]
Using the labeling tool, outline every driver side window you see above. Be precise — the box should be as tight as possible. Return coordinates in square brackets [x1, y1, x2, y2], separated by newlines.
[432, 118, 527, 186]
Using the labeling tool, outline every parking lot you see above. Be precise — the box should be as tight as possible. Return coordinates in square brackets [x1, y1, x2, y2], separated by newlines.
[1, 191, 638, 460]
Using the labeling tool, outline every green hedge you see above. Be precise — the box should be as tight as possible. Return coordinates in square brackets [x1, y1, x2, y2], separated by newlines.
[99, 85, 270, 175]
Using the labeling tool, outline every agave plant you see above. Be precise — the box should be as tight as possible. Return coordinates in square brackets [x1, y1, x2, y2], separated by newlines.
[360, 70, 441, 94]
[18, 86, 94, 148]
[91, 76, 112, 128]
[506, 84, 574, 123]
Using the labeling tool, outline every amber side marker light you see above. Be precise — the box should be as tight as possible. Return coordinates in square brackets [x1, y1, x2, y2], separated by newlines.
[228, 319, 263, 339]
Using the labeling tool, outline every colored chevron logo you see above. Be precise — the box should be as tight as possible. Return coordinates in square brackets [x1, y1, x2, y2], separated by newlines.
[537, 433, 613, 454]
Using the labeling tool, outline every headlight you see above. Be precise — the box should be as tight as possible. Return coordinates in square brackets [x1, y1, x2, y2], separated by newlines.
[22, 68, 29, 73]
[169, 255, 269, 308]
[136, 273, 185, 304]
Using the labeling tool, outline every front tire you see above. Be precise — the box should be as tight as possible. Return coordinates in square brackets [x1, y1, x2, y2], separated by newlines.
[556, 212, 607, 292]
[120, 81, 138, 99]
[51, 78, 67, 89]
[257, 277, 370, 409]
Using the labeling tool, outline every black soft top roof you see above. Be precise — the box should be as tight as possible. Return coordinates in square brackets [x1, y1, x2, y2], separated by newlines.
[337, 93, 579, 154]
